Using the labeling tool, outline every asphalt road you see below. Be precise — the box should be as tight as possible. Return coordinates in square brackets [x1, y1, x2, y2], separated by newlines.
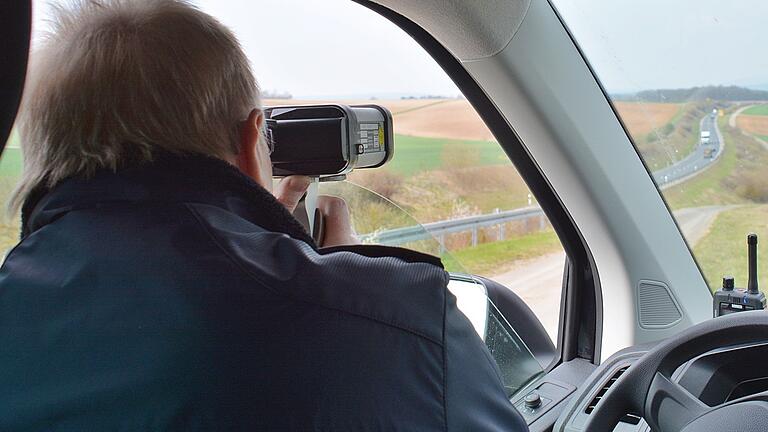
[653, 114, 721, 187]
[496, 206, 727, 342]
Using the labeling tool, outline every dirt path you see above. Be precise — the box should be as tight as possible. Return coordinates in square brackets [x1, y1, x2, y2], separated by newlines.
[492, 206, 728, 342]
[729, 105, 754, 128]
[729, 104, 768, 152]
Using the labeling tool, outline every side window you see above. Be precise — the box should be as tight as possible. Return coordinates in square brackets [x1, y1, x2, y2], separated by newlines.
[6, 0, 566, 350]
[196, 0, 567, 344]
[552, 0, 768, 293]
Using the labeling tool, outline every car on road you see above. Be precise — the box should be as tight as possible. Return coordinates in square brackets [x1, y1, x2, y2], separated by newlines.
[2, 1, 768, 431]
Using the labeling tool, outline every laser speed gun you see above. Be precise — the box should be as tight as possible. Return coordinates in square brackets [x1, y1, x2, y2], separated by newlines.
[264, 103, 394, 241]
[265, 104, 394, 178]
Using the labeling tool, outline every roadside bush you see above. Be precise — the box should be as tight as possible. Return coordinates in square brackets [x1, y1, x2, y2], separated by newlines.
[734, 170, 768, 202]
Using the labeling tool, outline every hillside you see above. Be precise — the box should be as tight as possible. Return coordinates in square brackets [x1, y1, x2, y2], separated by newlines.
[616, 85, 768, 103]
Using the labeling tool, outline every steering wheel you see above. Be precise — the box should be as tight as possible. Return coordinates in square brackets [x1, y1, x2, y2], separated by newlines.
[585, 310, 768, 431]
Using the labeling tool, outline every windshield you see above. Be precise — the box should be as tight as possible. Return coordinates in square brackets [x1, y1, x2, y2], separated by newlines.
[552, 0, 768, 292]
[319, 180, 468, 273]
[7, 0, 566, 369]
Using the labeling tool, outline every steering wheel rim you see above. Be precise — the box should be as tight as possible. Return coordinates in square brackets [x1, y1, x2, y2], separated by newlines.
[584, 311, 768, 431]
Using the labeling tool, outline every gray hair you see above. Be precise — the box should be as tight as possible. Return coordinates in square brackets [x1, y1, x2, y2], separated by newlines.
[11, 0, 259, 213]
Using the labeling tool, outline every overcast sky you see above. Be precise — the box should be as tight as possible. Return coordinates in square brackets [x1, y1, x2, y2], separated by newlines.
[34, 0, 768, 98]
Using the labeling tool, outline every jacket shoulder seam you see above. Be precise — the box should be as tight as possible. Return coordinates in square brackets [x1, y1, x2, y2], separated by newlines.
[184, 203, 443, 347]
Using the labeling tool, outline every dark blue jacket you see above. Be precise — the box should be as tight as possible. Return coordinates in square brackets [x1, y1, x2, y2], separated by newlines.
[0, 154, 527, 431]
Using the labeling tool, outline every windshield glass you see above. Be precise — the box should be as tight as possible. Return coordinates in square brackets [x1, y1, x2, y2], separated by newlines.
[552, 0, 768, 292]
[9, 0, 565, 356]
[319, 180, 468, 273]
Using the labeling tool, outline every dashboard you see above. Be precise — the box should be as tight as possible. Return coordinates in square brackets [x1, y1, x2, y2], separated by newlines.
[540, 341, 768, 432]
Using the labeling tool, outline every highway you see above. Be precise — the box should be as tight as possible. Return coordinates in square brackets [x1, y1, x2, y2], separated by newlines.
[653, 113, 722, 187]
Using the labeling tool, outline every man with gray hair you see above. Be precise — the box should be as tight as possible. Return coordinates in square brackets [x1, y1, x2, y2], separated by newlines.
[0, 1, 527, 430]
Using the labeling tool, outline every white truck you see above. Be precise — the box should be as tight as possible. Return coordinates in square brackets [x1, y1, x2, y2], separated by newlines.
[700, 130, 711, 145]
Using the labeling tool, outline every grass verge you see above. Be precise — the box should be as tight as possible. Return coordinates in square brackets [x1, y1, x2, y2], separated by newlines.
[694, 205, 768, 292]
[444, 229, 561, 276]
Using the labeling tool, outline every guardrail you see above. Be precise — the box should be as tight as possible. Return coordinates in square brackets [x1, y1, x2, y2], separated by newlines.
[361, 114, 722, 249]
[361, 206, 546, 251]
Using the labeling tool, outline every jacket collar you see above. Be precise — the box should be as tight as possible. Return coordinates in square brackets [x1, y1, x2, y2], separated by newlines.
[21, 152, 316, 247]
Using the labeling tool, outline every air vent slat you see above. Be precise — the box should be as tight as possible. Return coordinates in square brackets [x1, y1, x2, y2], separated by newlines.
[584, 366, 629, 414]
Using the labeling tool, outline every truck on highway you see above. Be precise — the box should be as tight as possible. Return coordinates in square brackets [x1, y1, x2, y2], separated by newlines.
[700, 130, 711, 145]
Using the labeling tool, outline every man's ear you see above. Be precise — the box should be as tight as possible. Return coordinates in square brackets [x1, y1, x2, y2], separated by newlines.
[236, 108, 271, 189]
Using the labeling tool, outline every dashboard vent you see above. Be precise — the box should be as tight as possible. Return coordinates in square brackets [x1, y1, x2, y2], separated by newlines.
[638, 280, 682, 328]
[585, 366, 641, 425]
[585, 366, 627, 414]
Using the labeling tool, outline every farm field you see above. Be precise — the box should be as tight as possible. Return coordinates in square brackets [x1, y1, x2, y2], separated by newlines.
[263, 98, 442, 115]
[0, 147, 22, 178]
[267, 98, 684, 145]
[736, 114, 768, 136]
[0, 99, 703, 277]
[613, 101, 681, 137]
[743, 104, 768, 116]
[388, 99, 494, 141]
[386, 134, 507, 175]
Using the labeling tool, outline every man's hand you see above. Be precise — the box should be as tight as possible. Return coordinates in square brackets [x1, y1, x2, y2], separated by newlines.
[315, 196, 358, 247]
[273, 176, 311, 213]
[273, 176, 358, 247]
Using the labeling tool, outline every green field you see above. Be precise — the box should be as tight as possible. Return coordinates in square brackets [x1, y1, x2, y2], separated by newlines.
[0, 133, 508, 179]
[0, 147, 23, 178]
[743, 104, 768, 116]
[694, 205, 768, 292]
[388, 134, 508, 176]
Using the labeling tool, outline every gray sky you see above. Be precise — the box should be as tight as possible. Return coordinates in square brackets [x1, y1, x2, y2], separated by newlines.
[33, 1, 768, 97]
[552, 0, 768, 93]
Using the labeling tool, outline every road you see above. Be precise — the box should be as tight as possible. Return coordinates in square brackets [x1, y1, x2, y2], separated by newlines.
[495, 206, 728, 342]
[653, 114, 721, 188]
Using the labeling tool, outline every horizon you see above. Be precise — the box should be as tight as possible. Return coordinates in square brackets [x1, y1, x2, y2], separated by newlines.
[265, 84, 768, 101]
